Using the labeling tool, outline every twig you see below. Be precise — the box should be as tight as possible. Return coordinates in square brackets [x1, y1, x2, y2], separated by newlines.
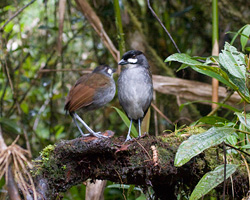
[224, 143, 250, 157]
[0, 0, 36, 31]
[207, 90, 235, 116]
[146, 0, 181, 53]
[223, 142, 226, 200]
[240, 154, 250, 188]
[3, 60, 14, 94]
[136, 141, 152, 160]
[114, 169, 126, 200]
[151, 103, 172, 124]
[235, 129, 250, 136]
[39, 68, 92, 73]
[0, 129, 21, 200]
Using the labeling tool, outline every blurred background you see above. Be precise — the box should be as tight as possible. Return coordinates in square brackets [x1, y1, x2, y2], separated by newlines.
[0, 0, 249, 198]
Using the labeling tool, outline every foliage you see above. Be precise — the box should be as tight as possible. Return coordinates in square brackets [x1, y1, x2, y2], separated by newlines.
[166, 42, 250, 102]
[190, 164, 238, 200]
[174, 127, 235, 167]
[166, 31, 250, 198]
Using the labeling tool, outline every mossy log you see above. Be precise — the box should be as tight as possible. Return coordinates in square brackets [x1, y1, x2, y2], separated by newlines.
[32, 131, 248, 200]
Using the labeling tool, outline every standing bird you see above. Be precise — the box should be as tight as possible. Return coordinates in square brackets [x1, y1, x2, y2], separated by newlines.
[65, 65, 116, 138]
[118, 50, 153, 141]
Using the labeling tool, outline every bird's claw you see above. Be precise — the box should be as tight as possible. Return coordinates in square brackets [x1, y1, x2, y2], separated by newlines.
[91, 131, 109, 138]
[124, 135, 133, 142]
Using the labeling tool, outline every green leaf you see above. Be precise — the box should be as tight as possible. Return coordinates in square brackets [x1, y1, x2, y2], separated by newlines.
[3, 21, 14, 33]
[174, 127, 235, 167]
[36, 123, 49, 139]
[229, 25, 249, 45]
[241, 144, 250, 149]
[135, 193, 147, 200]
[0, 177, 5, 190]
[0, 118, 20, 134]
[219, 42, 246, 79]
[196, 116, 230, 126]
[190, 164, 238, 200]
[165, 43, 250, 102]
[240, 24, 250, 52]
[127, 185, 135, 197]
[179, 100, 240, 113]
[189, 65, 235, 89]
[235, 112, 250, 129]
[176, 63, 189, 72]
[165, 53, 202, 65]
[112, 107, 138, 138]
[226, 135, 238, 146]
[20, 102, 29, 114]
[165, 53, 235, 89]
[54, 125, 65, 139]
[225, 72, 250, 101]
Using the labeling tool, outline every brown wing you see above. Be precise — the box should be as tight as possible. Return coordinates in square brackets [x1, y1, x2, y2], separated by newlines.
[64, 73, 109, 112]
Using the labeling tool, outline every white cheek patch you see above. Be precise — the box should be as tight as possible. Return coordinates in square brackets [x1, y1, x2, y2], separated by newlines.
[127, 58, 138, 64]
[107, 68, 113, 75]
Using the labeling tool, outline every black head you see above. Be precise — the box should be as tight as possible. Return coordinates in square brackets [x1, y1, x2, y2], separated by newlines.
[118, 50, 149, 68]
[92, 65, 116, 77]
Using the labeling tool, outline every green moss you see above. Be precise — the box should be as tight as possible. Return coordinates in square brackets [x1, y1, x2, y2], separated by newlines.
[159, 135, 184, 148]
[40, 144, 55, 161]
[32, 144, 67, 180]
[157, 146, 173, 163]
[203, 147, 220, 170]
[62, 165, 67, 170]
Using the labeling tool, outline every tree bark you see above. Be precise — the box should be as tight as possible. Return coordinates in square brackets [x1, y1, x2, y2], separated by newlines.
[32, 131, 248, 200]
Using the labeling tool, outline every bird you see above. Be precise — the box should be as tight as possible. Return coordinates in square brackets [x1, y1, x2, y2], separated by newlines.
[64, 65, 116, 138]
[118, 50, 153, 141]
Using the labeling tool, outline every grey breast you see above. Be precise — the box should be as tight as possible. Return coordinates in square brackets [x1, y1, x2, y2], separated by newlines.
[118, 67, 153, 120]
[94, 78, 116, 109]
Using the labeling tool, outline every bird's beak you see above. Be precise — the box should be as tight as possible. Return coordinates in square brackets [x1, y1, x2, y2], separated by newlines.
[118, 59, 128, 65]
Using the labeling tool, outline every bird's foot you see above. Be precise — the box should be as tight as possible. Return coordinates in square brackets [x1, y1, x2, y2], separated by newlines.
[78, 133, 90, 138]
[124, 135, 133, 142]
[136, 132, 147, 139]
[90, 131, 109, 138]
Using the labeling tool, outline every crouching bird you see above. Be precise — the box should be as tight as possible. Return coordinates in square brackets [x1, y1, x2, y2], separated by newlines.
[118, 50, 153, 141]
[64, 65, 116, 138]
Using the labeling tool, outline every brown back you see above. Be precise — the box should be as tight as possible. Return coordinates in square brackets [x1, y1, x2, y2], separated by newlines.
[64, 73, 110, 112]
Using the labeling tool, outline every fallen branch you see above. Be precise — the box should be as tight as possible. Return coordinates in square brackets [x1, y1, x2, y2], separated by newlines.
[152, 75, 242, 107]
[32, 131, 247, 199]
